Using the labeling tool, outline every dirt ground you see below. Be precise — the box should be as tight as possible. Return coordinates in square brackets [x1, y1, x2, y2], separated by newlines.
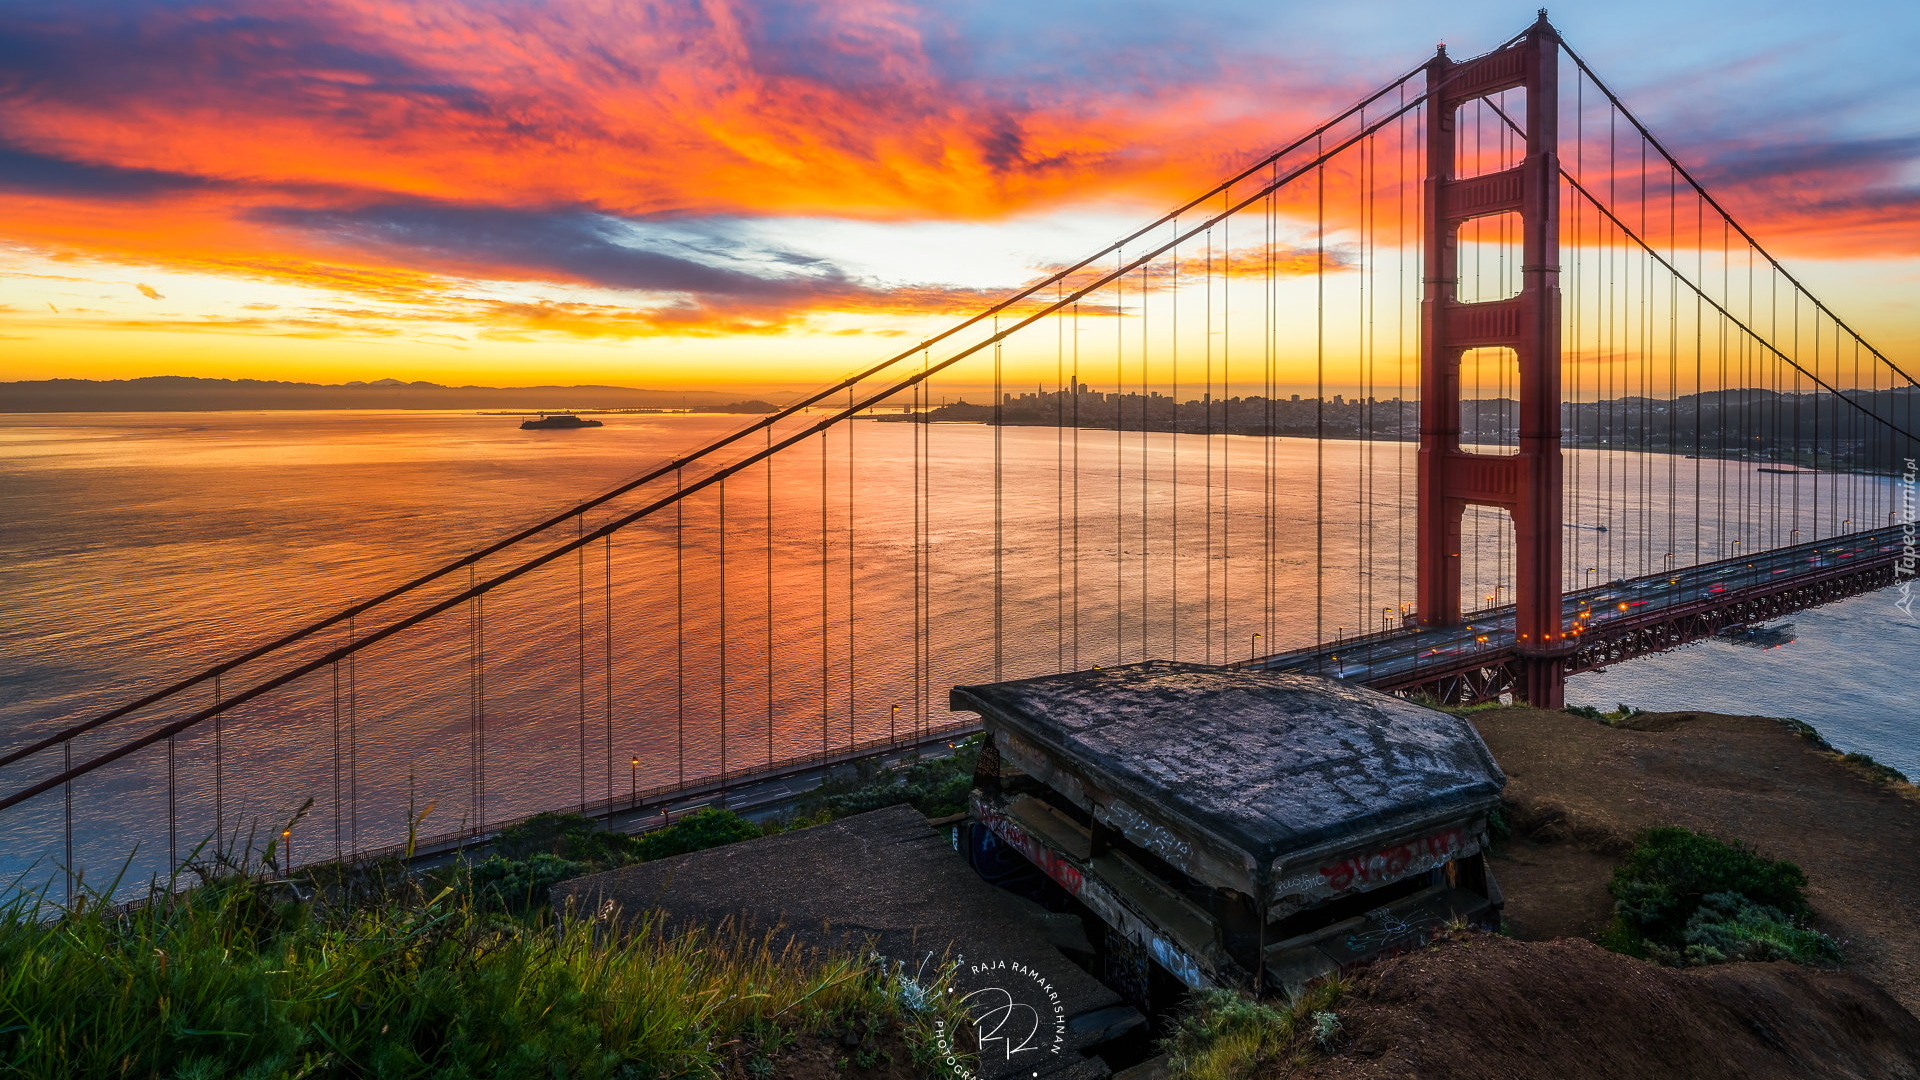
[1473, 707, 1920, 1012]
[1293, 931, 1920, 1080]
[724, 1028, 927, 1080]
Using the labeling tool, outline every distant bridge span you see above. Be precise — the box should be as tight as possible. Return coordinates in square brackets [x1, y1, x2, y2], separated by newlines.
[1252, 524, 1907, 704]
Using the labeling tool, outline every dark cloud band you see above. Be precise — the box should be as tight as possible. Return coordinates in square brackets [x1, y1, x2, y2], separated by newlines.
[252, 203, 854, 299]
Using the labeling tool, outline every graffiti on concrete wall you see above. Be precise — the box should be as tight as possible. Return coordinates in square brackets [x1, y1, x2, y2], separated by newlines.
[1315, 827, 1467, 893]
[973, 797, 1085, 896]
[1273, 826, 1475, 902]
[1097, 799, 1194, 870]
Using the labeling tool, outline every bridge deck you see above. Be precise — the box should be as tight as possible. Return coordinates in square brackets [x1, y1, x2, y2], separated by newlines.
[1248, 525, 1905, 704]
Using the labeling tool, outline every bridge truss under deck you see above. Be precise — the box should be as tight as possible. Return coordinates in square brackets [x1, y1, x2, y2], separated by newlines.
[1250, 525, 1907, 705]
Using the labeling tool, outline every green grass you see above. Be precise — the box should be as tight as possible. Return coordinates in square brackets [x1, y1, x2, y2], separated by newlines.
[1838, 752, 1910, 785]
[461, 807, 765, 913]
[1160, 982, 1347, 1080]
[0, 852, 968, 1079]
[1601, 825, 1841, 967]
[1774, 717, 1916, 802]
[1564, 703, 1644, 724]
[457, 739, 981, 914]
[785, 739, 981, 825]
[0, 744, 992, 1077]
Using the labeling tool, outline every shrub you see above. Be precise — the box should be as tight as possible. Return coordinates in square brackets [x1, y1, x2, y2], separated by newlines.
[1778, 716, 1835, 751]
[491, 811, 644, 865]
[1161, 981, 1346, 1080]
[1164, 989, 1293, 1080]
[795, 738, 981, 822]
[459, 807, 765, 912]
[1604, 826, 1838, 966]
[468, 852, 589, 913]
[1486, 804, 1513, 845]
[633, 807, 765, 860]
[1840, 752, 1910, 785]
[1679, 892, 1844, 966]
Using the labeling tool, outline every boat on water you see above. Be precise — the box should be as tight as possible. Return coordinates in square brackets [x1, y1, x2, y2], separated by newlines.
[1757, 466, 1814, 475]
[520, 414, 604, 430]
[1718, 622, 1795, 649]
[1563, 522, 1610, 532]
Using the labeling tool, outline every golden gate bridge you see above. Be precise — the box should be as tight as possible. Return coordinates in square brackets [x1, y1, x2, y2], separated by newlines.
[3, 14, 1915, 896]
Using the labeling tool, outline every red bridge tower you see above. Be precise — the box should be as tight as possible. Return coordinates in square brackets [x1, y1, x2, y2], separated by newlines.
[1416, 14, 1569, 706]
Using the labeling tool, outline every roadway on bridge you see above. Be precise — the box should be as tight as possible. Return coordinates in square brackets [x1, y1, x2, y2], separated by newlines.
[1252, 525, 1904, 686]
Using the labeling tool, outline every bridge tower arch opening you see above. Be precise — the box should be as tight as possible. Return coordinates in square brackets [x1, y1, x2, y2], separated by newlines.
[1416, 13, 1568, 706]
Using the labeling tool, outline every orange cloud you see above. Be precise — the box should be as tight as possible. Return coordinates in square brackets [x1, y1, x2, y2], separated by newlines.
[0, 0, 1911, 364]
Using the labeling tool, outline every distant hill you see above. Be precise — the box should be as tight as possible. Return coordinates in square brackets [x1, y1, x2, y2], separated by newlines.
[0, 376, 786, 413]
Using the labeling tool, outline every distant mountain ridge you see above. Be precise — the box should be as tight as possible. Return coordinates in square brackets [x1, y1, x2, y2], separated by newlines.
[0, 376, 784, 412]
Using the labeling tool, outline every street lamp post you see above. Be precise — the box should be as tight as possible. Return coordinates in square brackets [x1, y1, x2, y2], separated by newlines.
[630, 757, 639, 808]
[1249, 633, 1261, 661]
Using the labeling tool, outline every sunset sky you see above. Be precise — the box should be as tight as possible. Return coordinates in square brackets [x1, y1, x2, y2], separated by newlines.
[2, 0, 1915, 395]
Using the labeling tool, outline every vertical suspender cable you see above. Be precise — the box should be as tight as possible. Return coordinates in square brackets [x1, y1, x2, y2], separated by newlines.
[476, 587, 486, 831]
[63, 741, 72, 905]
[820, 429, 829, 754]
[1221, 191, 1231, 662]
[1693, 174, 1704, 563]
[766, 431, 774, 766]
[1073, 305, 1082, 669]
[847, 388, 856, 747]
[346, 618, 357, 851]
[922, 355, 935, 730]
[914, 372, 923, 736]
[1205, 220, 1214, 663]
[331, 653, 343, 859]
[994, 316, 1005, 681]
[1405, 93, 1420, 622]
[1128, 255, 1144, 653]
[718, 479, 728, 802]
[603, 534, 613, 810]
[166, 734, 176, 872]
[1667, 163, 1679, 565]
[578, 515, 587, 813]
[468, 566, 479, 830]
[1264, 171, 1276, 652]
[213, 675, 223, 851]
[1170, 228, 1180, 661]
[1361, 109, 1374, 643]
[1117, 251, 1126, 664]
[676, 468, 686, 787]
[1057, 286, 1067, 670]
[1315, 145, 1327, 655]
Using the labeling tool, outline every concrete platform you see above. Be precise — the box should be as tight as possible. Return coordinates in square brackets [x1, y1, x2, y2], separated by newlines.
[952, 661, 1507, 899]
[553, 804, 1141, 1079]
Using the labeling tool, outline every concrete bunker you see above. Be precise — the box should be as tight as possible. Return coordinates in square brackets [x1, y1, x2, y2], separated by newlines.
[951, 660, 1507, 1001]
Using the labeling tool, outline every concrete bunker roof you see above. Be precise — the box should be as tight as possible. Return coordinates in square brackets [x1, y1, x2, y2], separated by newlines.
[951, 660, 1507, 868]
